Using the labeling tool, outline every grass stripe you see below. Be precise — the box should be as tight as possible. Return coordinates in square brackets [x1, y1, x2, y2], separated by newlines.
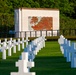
[31, 41, 76, 75]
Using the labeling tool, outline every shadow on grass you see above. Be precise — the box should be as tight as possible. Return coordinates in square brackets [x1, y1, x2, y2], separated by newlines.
[0, 58, 18, 75]
[0, 43, 26, 75]
[0, 46, 24, 75]
[0, 55, 76, 75]
[31, 56, 76, 75]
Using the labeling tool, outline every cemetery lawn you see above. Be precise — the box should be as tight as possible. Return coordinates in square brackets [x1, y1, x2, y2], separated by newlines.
[31, 41, 76, 75]
[0, 41, 76, 75]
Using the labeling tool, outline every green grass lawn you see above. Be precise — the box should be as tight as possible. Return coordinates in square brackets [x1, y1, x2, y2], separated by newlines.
[0, 41, 76, 75]
[0, 44, 25, 75]
[31, 41, 76, 75]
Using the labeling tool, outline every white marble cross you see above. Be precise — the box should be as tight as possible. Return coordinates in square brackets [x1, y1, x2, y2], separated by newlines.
[11, 52, 35, 75]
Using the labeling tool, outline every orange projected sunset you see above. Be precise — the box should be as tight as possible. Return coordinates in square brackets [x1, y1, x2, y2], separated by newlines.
[29, 17, 53, 30]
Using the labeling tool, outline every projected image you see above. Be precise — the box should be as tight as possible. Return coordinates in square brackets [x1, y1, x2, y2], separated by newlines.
[28, 16, 53, 31]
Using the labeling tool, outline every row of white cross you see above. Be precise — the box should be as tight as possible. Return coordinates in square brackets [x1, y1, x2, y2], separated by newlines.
[0, 36, 29, 59]
[58, 35, 76, 68]
[11, 36, 46, 75]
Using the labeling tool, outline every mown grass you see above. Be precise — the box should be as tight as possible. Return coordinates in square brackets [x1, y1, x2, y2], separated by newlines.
[30, 41, 76, 75]
[0, 41, 76, 75]
[0, 44, 25, 75]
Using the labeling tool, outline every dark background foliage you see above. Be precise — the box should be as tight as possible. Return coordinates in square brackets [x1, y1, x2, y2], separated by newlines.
[0, 0, 76, 32]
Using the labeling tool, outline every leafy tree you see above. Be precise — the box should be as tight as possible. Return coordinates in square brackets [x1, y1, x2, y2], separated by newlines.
[0, 0, 76, 34]
[69, 0, 76, 18]
[59, 0, 74, 17]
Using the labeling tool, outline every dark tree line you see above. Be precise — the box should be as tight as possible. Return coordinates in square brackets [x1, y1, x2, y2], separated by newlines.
[0, 0, 76, 32]
[0, 0, 75, 17]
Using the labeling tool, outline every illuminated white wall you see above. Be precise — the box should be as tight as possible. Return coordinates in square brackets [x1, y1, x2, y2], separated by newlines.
[15, 8, 59, 37]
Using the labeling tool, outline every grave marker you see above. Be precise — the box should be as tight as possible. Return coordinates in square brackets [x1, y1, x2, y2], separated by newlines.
[58, 35, 76, 68]
[11, 36, 45, 75]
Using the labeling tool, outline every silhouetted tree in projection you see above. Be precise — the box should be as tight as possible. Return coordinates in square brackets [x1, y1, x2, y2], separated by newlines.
[31, 17, 53, 30]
